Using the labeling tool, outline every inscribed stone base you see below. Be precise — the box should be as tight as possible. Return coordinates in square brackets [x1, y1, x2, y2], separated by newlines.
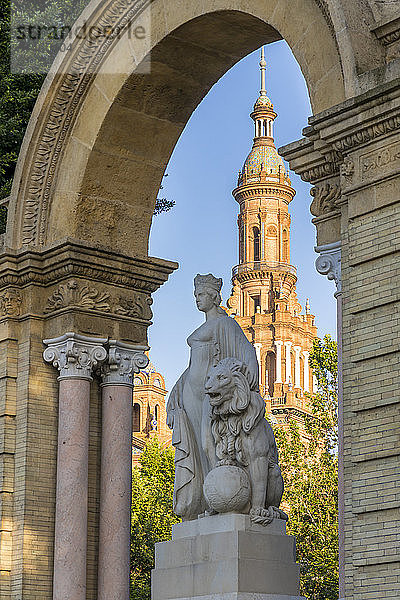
[152, 513, 305, 600]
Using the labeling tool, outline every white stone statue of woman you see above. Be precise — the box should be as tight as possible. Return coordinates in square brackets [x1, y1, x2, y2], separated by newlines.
[166, 274, 259, 520]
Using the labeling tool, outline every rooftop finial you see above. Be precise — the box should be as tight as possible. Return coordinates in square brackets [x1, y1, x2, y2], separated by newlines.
[259, 46, 267, 96]
[305, 298, 310, 315]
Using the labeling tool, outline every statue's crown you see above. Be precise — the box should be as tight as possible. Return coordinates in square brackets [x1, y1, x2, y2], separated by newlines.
[194, 273, 222, 292]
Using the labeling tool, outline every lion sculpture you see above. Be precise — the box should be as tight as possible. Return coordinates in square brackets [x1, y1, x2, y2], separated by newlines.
[204, 357, 287, 525]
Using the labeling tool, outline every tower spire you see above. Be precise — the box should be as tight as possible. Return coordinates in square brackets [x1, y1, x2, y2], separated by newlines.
[260, 46, 267, 96]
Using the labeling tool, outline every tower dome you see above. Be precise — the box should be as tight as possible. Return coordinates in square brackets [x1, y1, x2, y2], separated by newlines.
[242, 144, 288, 180]
[236, 47, 291, 188]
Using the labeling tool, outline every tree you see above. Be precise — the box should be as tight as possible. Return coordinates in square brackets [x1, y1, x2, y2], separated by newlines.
[130, 438, 180, 600]
[273, 334, 338, 600]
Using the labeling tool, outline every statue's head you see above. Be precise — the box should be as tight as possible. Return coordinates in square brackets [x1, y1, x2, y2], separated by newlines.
[194, 274, 223, 313]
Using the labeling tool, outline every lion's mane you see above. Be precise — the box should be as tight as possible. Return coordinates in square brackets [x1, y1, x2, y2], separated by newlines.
[210, 358, 266, 466]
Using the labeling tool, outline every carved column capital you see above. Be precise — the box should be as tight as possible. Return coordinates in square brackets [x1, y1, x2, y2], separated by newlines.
[315, 241, 342, 295]
[101, 340, 149, 386]
[43, 332, 108, 381]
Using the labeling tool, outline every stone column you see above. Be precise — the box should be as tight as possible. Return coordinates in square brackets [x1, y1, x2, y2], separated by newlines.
[43, 333, 108, 600]
[293, 345, 301, 389]
[98, 341, 149, 600]
[315, 241, 343, 597]
[274, 340, 283, 383]
[303, 351, 310, 392]
[284, 341, 292, 384]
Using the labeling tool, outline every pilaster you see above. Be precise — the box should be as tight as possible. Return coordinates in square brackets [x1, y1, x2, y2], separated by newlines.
[280, 81, 400, 599]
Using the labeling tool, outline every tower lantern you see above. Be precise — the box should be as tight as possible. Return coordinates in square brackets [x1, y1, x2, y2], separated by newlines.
[227, 48, 318, 436]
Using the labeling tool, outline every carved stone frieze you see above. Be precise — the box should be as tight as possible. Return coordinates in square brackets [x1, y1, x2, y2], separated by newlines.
[44, 279, 153, 320]
[0, 288, 22, 317]
[114, 296, 153, 320]
[44, 280, 111, 313]
[340, 156, 355, 179]
[101, 340, 149, 386]
[43, 332, 108, 380]
[360, 142, 400, 179]
[310, 182, 341, 217]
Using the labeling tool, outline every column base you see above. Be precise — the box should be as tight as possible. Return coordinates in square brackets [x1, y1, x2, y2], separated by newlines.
[152, 513, 305, 600]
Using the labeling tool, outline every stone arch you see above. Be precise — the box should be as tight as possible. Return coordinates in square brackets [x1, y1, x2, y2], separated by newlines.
[6, 0, 354, 254]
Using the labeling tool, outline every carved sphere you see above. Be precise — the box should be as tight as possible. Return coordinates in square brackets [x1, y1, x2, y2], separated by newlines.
[203, 465, 251, 513]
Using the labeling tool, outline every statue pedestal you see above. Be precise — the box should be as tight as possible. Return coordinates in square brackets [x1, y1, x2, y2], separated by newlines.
[152, 513, 305, 600]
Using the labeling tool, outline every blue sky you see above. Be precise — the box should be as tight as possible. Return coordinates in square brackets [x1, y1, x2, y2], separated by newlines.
[148, 40, 337, 391]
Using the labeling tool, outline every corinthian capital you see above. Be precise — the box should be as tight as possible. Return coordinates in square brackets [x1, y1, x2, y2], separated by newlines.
[101, 340, 149, 386]
[315, 241, 341, 295]
[43, 332, 108, 380]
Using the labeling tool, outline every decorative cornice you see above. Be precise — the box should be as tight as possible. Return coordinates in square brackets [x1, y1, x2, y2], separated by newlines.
[101, 340, 149, 386]
[43, 332, 108, 380]
[310, 182, 341, 217]
[315, 241, 341, 295]
[331, 114, 400, 153]
[0, 288, 22, 317]
[43, 279, 153, 319]
[0, 240, 177, 293]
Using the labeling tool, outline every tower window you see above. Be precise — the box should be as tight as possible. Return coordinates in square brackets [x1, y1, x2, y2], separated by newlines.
[133, 403, 141, 432]
[266, 351, 276, 397]
[251, 295, 261, 314]
[253, 227, 260, 262]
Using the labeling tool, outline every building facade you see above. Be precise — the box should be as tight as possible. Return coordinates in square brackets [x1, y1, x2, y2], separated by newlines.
[227, 49, 318, 435]
[132, 357, 172, 464]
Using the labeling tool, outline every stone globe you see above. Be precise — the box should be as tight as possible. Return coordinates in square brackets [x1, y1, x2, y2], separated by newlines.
[203, 465, 251, 513]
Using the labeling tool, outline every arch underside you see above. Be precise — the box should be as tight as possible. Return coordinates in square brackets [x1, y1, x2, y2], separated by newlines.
[7, 0, 348, 255]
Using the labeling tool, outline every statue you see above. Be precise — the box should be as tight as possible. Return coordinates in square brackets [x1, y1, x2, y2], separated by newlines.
[166, 274, 286, 525]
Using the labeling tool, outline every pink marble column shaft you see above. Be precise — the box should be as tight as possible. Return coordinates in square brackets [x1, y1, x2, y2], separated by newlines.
[53, 377, 90, 600]
[98, 383, 133, 600]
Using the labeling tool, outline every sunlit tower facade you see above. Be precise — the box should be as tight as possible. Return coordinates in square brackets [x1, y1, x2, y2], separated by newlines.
[227, 48, 318, 433]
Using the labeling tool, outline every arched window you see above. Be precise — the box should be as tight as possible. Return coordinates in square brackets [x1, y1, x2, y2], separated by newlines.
[153, 378, 161, 388]
[266, 225, 277, 261]
[266, 352, 276, 397]
[133, 403, 141, 432]
[282, 229, 289, 262]
[133, 376, 142, 386]
[154, 405, 159, 430]
[253, 226, 260, 262]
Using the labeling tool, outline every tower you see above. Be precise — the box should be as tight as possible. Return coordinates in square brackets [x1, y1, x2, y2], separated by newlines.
[227, 48, 318, 433]
[132, 355, 172, 465]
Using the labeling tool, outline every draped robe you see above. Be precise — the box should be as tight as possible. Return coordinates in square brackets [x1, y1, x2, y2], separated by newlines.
[167, 313, 259, 520]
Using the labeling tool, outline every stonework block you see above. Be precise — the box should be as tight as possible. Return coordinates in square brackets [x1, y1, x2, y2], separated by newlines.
[152, 514, 304, 600]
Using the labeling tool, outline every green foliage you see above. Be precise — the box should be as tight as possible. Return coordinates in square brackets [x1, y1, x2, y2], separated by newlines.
[130, 438, 180, 600]
[274, 334, 338, 600]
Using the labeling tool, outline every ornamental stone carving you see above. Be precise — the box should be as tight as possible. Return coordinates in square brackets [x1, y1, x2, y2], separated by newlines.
[315, 241, 342, 294]
[310, 182, 341, 217]
[114, 296, 153, 320]
[44, 280, 111, 313]
[43, 332, 108, 380]
[340, 156, 355, 179]
[101, 340, 149, 386]
[0, 288, 22, 317]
